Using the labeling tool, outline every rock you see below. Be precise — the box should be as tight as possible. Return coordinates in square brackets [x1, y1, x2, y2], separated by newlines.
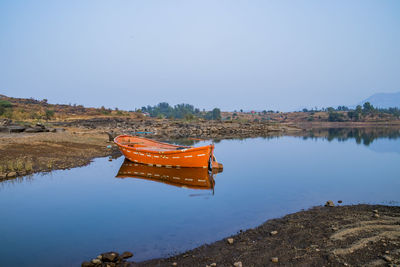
[0, 118, 12, 126]
[24, 127, 44, 133]
[233, 262, 242, 267]
[227, 238, 234, 244]
[91, 258, 101, 264]
[7, 125, 26, 133]
[325, 200, 334, 207]
[101, 252, 119, 262]
[81, 261, 94, 267]
[385, 250, 390, 254]
[56, 128, 65, 132]
[48, 128, 57, 132]
[271, 257, 279, 263]
[7, 172, 17, 178]
[97, 255, 102, 260]
[382, 255, 392, 262]
[270, 230, 278, 235]
[210, 263, 217, 267]
[120, 251, 133, 259]
[373, 209, 379, 213]
[373, 213, 380, 218]
[172, 262, 177, 266]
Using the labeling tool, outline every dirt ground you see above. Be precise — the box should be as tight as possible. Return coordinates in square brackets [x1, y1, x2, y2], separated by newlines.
[133, 204, 400, 267]
[0, 129, 120, 180]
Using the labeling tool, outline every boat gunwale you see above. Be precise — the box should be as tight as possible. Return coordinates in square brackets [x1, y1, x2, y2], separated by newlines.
[114, 135, 213, 155]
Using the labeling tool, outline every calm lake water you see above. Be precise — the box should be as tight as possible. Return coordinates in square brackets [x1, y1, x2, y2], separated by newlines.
[1, 129, 400, 266]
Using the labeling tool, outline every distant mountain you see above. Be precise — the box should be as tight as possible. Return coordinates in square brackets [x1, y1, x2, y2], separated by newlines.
[360, 92, 400, 108]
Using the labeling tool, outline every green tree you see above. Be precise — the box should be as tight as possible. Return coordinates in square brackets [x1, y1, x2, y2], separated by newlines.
[0, 100, 12, 116]
[328, 111, 344, 122]
[45, 109, 55, 120]
[212, 108, 221, 120]
[362, 102, 374, 114]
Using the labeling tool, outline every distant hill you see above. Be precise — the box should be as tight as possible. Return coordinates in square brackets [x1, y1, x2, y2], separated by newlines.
[360, 92, 400, 108]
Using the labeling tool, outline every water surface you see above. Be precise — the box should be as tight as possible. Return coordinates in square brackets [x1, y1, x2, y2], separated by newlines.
[1, 131, 399, 266]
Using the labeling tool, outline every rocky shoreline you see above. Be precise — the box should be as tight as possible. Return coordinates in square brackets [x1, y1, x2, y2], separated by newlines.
[53, 117, 303, 139]
[82, 204, 400, 267]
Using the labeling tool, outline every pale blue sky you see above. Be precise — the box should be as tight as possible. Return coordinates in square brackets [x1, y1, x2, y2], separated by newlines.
[1, 0, 399, 111]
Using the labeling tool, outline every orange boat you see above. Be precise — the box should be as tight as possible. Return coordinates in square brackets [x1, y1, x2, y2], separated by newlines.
[114, 135, 223, 169]
[116, 159, 222, 190]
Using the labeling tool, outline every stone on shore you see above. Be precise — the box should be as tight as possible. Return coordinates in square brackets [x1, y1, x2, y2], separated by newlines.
[101, 252, 119, 262]
[25, 127, 44, 133]
[227, 238, 234, 244]
[91, 258, 101, 264]
[233, 261, 242, 267]
[271, 257, 279, 263]
[270, 230, 278, 235]
[81, 261, 94, 267]
[325, 200, 335, 207]
[120, 251, 133, 259]
[7, 172, 17, 178]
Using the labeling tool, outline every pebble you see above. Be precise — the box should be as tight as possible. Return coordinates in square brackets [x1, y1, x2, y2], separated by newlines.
[325, 200, 334, 207]
[373, 213, 380, 218]
[97, 255, 102, 260]
[120, 251, 133, 259]
[271, 257, 279, 263]
[172, 262, 177, 266]
[382, 255, 392, 262]
[373, 209, 379, 213]
[7, 172, 17, 178]
[385, 251, 390, 254]
[91, 258, 102, 264]
[270, 230, 278, 235]
[210, 263, 217, 267]
[227, 238, 234, 244]
[233, 261, 242, 267]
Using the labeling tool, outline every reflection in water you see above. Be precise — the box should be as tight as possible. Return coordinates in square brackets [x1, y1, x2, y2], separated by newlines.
[116, 159, 222, 191]
[301, 127, 400, 146]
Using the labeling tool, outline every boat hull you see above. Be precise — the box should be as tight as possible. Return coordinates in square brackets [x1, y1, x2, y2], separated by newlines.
[114, 135, 213, 168]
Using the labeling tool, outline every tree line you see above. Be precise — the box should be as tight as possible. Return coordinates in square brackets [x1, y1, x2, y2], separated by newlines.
[141, 102, 221, 120]
[329, 102, 399, 122]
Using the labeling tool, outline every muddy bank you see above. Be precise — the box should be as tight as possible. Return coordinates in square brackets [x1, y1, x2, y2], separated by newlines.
[0, 130, 120, 181]
[122, 204, 399, 267]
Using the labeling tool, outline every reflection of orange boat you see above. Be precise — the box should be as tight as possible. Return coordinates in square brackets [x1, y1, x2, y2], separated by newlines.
[116, 160, 222, 190]
[114, 135, 223, 169]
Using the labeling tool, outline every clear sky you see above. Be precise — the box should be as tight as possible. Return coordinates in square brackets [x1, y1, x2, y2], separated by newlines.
[1, 0, 399, 111]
